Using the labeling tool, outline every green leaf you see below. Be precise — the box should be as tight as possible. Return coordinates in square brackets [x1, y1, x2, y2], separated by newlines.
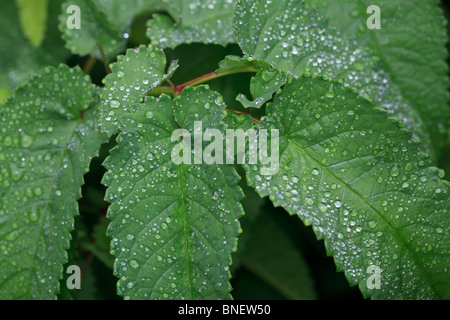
[240, 211, 317, 300]
[0, 65, 107, 299]
[246, 75, 450, 299]
[234, 0, 434, 158]
[146, 0, 236, 48]
[99, 44, 178, 136]
[94, 0, 162, 30]
[103, 86, 244, 299]
[215, 56, 278, 110]
[236, 67, 287, 109]
[41, 0, 70, 62]
[59, 0, 162, 57]
[309, 0, 450, 160]
[59, 0, 124, 57]
[0, 0, 68, 95]
[15, 0, 48, 47]
[0, 89, 12, 105]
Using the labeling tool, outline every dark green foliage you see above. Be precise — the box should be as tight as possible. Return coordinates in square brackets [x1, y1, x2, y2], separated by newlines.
[0, 0, 449, 300]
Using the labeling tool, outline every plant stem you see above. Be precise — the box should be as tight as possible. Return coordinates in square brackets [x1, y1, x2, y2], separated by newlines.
[82, 56, 96, 75]
[149, 86, 178, 98]
[226, 108, 261, 124]
[80, 251, 94, 279]
[148, 66, 258, 97]
[98, 43, 111, 74]
[148, 66, 261, 123]
[166, 79, 175, 89]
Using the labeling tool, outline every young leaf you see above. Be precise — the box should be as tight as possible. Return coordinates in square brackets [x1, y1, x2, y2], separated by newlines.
[310, 0, 450, 160]
[215, 55, 267, 75]
[99, 44, 178, 136]
[103, 87, 244, 299]
[15, 0, 48, 47]
[245, 75, 450, 299]
[234, 0, 433, 158]
[0, 65, 107, 299]
[146, 0, 236, 48]
[236, 67, 287, 109]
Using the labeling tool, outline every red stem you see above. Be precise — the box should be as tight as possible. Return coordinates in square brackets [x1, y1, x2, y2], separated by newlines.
[174, 72, 217, 95]
[226, 108, 261, 124]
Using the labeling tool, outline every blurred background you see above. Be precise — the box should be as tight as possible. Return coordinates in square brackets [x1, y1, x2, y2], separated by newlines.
[1, 0, 449, 300]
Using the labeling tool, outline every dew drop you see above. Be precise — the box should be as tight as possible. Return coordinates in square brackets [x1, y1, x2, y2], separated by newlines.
[368, 220, 377, 229]
[20, 134, 33, 148]
[390, 166, 400, 177]
[34, 186, 43, 196]
[130, 260, 139, 268]
[110, 100, 120, 109]
[29, 209, 39, 222]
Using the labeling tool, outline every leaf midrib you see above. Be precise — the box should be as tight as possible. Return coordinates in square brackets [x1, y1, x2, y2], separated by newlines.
[178, 161, 195, 299]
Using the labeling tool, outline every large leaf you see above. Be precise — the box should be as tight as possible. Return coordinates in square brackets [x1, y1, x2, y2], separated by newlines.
[147, 0, 236, 48]
[245, 75, 450, 299]
[233, 0, 434, 158]
[0, 65, 107, 299]
[99, 44, 178, 136]
[308, 0, 450, 160]
[103, 86, 244, 299]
